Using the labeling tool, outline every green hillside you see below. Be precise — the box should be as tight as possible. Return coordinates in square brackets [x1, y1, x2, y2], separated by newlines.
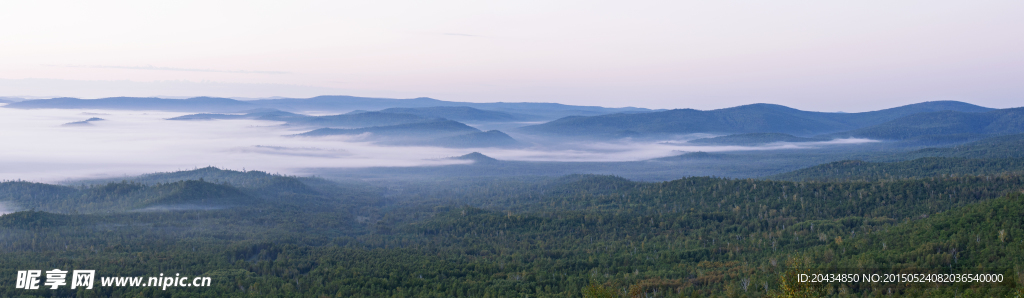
[895, 133, 1024, 160]
[769, 134, 1024, 182]
[771, 191, 1024, 297]
[78, 167, 323, 196]
[138, 180, 257, 208]
[0, 180, 257, 213]
[769, 158, 1024, 182]
[3, 170, 1023, 297]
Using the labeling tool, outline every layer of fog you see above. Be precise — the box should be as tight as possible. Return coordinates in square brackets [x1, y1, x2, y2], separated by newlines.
[0, 106, 877, 182]
[134, 205, 227, 212]
[0, 202, 16, 215]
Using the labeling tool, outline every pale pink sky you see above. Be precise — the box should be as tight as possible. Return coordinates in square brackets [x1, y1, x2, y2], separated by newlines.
[1, 0, 1022, 111]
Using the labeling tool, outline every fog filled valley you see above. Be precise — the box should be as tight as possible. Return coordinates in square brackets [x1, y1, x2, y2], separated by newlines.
[2, 96, 1024, 297]
[3, 96, 1020, 182]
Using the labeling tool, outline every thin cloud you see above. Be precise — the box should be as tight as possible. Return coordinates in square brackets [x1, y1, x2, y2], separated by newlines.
[44, 64, 290, 75]
[442, 33, 479, 37]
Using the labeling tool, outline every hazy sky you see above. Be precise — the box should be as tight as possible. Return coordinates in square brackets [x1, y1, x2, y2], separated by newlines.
[2, 1, 1022, 111]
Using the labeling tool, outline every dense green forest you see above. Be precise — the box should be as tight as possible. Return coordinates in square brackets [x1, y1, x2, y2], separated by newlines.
[2, 167, 1023, 297]
[769, 157, 1024, 182]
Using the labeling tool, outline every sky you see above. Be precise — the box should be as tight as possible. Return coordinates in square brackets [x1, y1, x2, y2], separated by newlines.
[1, 1, 1022, 112]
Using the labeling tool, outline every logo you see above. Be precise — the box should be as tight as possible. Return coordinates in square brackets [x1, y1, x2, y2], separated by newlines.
[15, 270, 209, 290]
[16, 269, 95, 289]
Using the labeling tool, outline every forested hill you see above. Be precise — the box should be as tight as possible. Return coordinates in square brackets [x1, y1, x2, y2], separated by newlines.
[768, 158, 1024, 182]
[67, 167, 382, 208]
[835, 107, 1024, 141]
[74, 167, 321, 192]
[295, 119, 480, 138]
[0, 180, 259, 213]
[767, 134, 1024, 182]
[4, 168, 383, 213]
[827, 191, 1024, 275]
[891, 132, 1024, 160]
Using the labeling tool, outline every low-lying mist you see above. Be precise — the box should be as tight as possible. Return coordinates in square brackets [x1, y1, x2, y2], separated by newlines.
[0, 106, 878, 182]
[0, 202, 16, 215]
[134, 205, 228, 212]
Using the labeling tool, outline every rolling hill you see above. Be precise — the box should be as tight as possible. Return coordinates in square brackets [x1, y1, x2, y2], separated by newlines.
[0, 179, 255, 213]
[768, 157, 1024, 182]
[767, 133, 1024, 181]
[167, 109, 308, 122]
[138, 180, 257, 208]
[293, 111, 430, 128]
[521, 104, 851, 137]
[896, 133, 1024, 160]
[295, 119, 480, 138]
[169, 109, 430, 128]
[375, 106, 539, 122]
[449, 152, 500, 164]
[520, 101, 994, 138]
[294, 119, 525, 148]
[61, 117, 105, 126]
[836, 107, 1024, 141]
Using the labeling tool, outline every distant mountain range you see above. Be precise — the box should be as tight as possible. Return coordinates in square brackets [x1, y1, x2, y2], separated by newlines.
[170, 109, 431, 128]
[13, 95, 1022, 148]
[296, 119, 480, 138]
[5, 95, 652, 120]
[7, 96, 255, 112]
[375, 107, 540, 122]
[169, 106, 534, 127]
[521, 101, 995, 138]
